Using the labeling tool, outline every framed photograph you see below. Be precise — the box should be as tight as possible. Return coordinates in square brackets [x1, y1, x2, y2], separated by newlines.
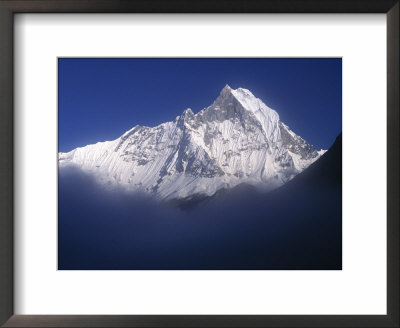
[57, 57, 342, 271]
[0, 1, 398, 327]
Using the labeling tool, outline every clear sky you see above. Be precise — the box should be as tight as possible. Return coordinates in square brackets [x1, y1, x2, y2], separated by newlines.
[58, 58, 341, 152]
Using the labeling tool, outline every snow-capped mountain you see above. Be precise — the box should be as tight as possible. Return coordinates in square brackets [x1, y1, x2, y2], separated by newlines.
[59, 85, 325, 200]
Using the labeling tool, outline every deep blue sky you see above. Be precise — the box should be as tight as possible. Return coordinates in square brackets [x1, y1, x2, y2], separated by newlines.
[58, 58, 341, 152]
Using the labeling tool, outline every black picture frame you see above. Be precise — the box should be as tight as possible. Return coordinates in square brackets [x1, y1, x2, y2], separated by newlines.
[0, 1, 398, 327]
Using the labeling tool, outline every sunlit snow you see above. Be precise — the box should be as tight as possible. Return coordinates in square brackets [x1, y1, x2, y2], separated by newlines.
[59, 85, 324, 200]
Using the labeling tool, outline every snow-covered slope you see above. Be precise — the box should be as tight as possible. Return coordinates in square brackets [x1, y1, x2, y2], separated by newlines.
[59, 85, 325, 200]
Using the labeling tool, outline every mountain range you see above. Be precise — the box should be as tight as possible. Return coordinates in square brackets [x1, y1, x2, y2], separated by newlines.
[59, 85, 325, 200]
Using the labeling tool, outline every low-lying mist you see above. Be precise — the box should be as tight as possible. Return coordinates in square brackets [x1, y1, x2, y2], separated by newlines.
[59, 161, 341, 270]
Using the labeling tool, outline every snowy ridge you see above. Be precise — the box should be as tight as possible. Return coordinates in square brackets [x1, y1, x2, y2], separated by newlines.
[59, 85, 325, 200]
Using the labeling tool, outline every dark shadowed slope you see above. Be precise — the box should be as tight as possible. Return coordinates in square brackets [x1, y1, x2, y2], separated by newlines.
[277, 133, 342, 192]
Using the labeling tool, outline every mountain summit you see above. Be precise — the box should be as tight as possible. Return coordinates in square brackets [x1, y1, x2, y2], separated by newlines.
[59, 86, 325, 199]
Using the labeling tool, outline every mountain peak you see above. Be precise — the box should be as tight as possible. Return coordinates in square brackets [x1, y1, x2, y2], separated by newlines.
[216, 84, 233, 99]
[179, 108, 195, 123]
[59, 86, 324, 200]
[217, 85, 259, 104]
[182, 108, 194, 116]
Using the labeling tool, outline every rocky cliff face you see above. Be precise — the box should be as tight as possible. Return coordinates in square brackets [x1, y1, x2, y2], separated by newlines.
[59, 85, 324, 199]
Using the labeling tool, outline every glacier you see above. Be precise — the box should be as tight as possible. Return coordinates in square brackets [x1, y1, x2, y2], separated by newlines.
[59, 85, 325, 200]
